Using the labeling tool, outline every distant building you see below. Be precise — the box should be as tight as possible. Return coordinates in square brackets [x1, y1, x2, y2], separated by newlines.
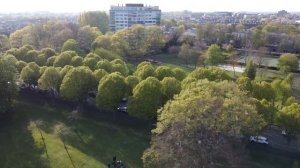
[109, 4, 161, 31]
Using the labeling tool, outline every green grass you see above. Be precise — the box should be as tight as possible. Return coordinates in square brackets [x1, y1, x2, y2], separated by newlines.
[0, 96, 149, 168]
[255, 69, 285, 82]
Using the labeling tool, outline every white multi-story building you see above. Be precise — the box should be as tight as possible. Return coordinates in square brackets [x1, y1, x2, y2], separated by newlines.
[109, 4, 161, 31]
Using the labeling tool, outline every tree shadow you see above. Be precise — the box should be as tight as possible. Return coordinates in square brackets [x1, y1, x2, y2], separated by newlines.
[0, 106, 50, 168]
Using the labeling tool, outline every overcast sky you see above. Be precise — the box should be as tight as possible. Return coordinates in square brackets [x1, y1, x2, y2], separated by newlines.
[0, 0, 299, 13]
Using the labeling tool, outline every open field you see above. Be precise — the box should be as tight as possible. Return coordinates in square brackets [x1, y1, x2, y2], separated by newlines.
[0, 95, 149, 168]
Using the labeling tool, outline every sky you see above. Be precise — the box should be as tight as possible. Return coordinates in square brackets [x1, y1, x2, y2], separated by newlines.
[0, 0, 300, 13]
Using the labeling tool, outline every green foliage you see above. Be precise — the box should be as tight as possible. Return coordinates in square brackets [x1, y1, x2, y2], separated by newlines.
[40, 48, 56, 58]
[53, 52, 73, 67]
[256, 99, 277, 123]
[24, 50, 38, 63]
[78, 11, 109, 33]
[154, 66, 175, 80]
[236, 76, 252, 93]
[181, 77, 197, 89]
[60, 66, 96, 101]
[71, 56, 83, 67]
[61, 39, 81, 54]
[278, 53, 299, 73]
[243, 60, 257, 80]
[160, 77, 181, 101]
[134, 64, 155, 80]
[111, 63, 129, 76]
[146, 26, 166, 54]
[172, 68, 187, 81]
[205, 44, 224, 65]
[144, 80, 266, 167]
[38, 67, 61, 91]
[46, 56, 56, 66]
[20, 63, 40, 85]
[96, 59, 112, 72]
[60, 65, 74, 79]
[77, 25, 102, 53]
[96, 72, 126, 110]
[188, 67, 230, 81]
[35, 54, 47, 66]
[83, 57, 98, 70]
[125, 75, 140, 96]
[252, 81, 275, 101]
[93, 48, 120, 61]
[16, 60, 27, 72]
[128, 77, 163, 119]
[277, 103, 300, 133]
[93, 69, 108, 83]
[91, 35, 112, 50]
[271, 76, 293, 106]
[0, 58, 18, 114]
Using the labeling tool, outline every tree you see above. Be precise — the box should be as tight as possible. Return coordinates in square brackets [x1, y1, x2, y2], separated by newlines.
[205, 44, 224, 65]
[61, 39, 81, 54]
[243, 60, 257, 80]
[154, 66, 175, 80]
[236, 76, 252, 93]
[178, 43, 191, 67]
[0, 58, 18, 114]
[41, 48, 56, 58]
[91, 35, 112, 50]
[256, 99, 277, 123]
[133, 64, 155, 80]
[93, 69, 108, 83]
[172, 68, 186, 81]
[53, 52, 73, 67]
[96, 72, 126, 110]
[60, 66, 96, 101]
[59, 65, 74, 79]
[146, 26, 166, 54]
[96, 59, 112, 72]
[0, 34, 11, 52]
[38, 67, 61, 93]
[160, 77, 181, 101]
[20, 63, 40, 85]
[188, 67, 230, 81]
[277, 103, 300, 135]
[83, 57, 98, 70]
[46, 56, 57, 66]
[78, 11, 109, 33]
[77, 26, 102, 53]
[252, 81, 275, 102]
[143, 80, 265, 168]
[278, 53, 299, 73]
[23, 50, 38, 63]
[125, 75, 140, 96]
[71, 56, 83, 67]
[128, 77, 162, 119]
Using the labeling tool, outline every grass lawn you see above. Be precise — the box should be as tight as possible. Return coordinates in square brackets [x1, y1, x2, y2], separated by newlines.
[0, 95, 150, 168]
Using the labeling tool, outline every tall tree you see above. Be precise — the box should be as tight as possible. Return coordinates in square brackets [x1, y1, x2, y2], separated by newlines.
[78, 11, 109, 34]
[160, 77, 181, 101]
[77, 26, 102, 53]
[278, 53, 299, 73]
[0, 58, 18, 114]
[60, 66, 96, 102]
[205, 44, 224, 65]
[61, 39, 81, 54]
[128, 77, 163, 119]
[277, 103, 300, 136]
[96, 72, 126, 110]
[38, 67, 61, 93]
[243, 60, 257, 80]
[143, 80, 265, 168]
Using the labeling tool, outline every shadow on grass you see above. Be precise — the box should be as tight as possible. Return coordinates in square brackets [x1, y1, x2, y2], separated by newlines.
[0, 104, 50, 168]
[12, 93, 150, 168]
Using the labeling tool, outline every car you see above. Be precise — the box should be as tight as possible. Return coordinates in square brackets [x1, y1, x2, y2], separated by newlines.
[249, 136, 269, 145]
[117, 106, 127, 113]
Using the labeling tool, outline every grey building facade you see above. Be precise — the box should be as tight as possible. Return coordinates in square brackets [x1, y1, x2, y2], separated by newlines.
[109, 4, 161, 31]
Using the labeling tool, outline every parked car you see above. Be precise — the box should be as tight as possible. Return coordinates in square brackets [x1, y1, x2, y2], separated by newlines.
[117, 106, 127, 113]
[249, 136, 269, 145]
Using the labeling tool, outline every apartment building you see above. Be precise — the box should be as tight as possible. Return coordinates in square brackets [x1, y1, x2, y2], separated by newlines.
[109, 4, 161, 31]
